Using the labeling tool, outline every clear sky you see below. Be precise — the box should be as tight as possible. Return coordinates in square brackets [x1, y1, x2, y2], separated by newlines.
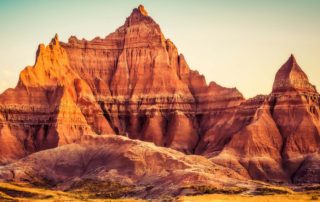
[0, 0, 319, 98]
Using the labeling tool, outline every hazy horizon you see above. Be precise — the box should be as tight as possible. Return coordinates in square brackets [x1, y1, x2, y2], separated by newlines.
[0, 0, 319, 98]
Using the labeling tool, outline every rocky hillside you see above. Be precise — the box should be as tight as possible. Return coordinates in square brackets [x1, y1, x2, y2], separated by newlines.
[0, 5, 319, 186]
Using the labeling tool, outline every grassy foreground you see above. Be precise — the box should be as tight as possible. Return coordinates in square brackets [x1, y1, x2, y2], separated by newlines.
[178, 193, 320, 202]
[0, 182, 142, 201]
[177, 185, 320, 202]
[1, 181, 320, 202]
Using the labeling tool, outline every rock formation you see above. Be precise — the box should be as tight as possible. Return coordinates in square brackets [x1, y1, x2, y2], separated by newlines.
[58, 4, 244, 154]
[0, 34, 113, 164]
[0, 135, 249, 199]
[200, 55, 320, 182]
[0, 5, 319, 186]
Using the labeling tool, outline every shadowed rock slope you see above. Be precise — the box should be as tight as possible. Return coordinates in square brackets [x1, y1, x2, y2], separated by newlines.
[0, 135, 249, 199]
[202, 55, 320, 183]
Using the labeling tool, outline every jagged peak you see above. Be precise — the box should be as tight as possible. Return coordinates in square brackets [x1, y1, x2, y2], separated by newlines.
[137, 5, 148, 16]
[50, 33, 60, 46]
[125, 5, 155, 26]
[272, 54, 316, 93]
[35, 34, 62, 63]
[19, 34, 73, 88]
[280, 54, 303, 74]
[67, 35, 79, 44]
[289, 53, 296, 62]
[130, 5, 148, 16]
[207, 81, 244, 98]
[284, 54, 300, 70]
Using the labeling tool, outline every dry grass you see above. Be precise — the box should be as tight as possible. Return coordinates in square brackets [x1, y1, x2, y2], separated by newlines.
[189, 185, 249, 195]
[177, 183, 320, 202]
[1, 181, 320, 202]
[178, 193, 320, 202]
[0, 182, 143, 201]
[67, 179, 140, 199]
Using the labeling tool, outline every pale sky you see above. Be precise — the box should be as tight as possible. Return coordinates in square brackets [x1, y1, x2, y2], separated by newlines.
[0, 0, 319, 98]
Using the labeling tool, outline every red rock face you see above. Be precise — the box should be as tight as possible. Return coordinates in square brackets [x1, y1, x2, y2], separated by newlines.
[0, 5, 319, 184]
[269, 55, 320, 179]
[58, 5, 243, 154]
[272, 54, 317, 93]
[200, 55, 320, 182]
[0, 35, 114, 164]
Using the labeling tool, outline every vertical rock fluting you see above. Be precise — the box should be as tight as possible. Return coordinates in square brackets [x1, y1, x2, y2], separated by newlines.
[0, 34, 114, 164]
[269, 55, 320, 180]
[201, 55, 320, 182]
[59, 5, 243, 154]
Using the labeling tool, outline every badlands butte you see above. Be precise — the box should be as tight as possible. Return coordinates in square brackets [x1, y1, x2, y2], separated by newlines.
[0, 4, 320, 200]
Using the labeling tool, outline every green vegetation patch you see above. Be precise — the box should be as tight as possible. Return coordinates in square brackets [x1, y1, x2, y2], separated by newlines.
[0, 186, 51, 199]
[253, 187, 290, 195]
[303, 185, 320, 191]
[311, 195, 319, 200]
[68, 179, 136, 199]
[190, 185, 248, 195]
[0, 191, 15, 202]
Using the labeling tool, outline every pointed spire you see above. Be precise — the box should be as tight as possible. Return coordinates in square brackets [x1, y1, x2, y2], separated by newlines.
[289, 53, 295, 59]
[125, 5, 154, 26]
[50, 33, 60, 46]
[137, 5, 148, 16]
[280, 54, 303, 75]
[272, 54, 316, 93]
[286, 53, 298, 66]
[130, 5, 149, 17]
